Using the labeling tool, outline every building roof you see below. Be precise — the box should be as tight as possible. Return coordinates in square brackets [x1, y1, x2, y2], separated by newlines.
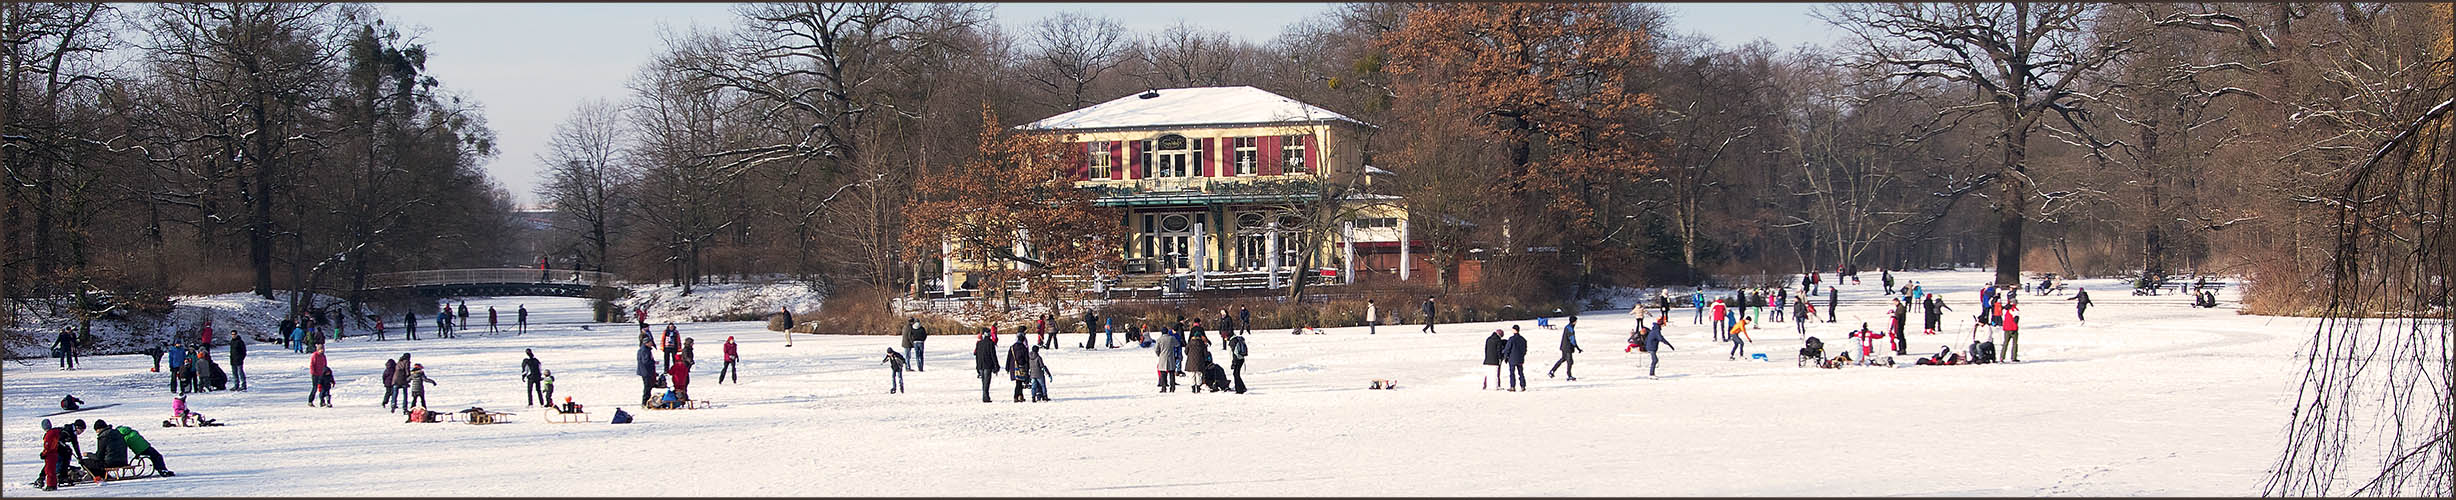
[1020, 86, 1373, 131]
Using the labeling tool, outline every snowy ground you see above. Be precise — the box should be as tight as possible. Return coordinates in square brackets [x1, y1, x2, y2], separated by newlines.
[619, 280, 824, 324]
[3, 270, 2310, 495]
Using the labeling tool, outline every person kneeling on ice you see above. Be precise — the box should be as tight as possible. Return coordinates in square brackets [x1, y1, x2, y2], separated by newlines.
[60, 394, 83, 411]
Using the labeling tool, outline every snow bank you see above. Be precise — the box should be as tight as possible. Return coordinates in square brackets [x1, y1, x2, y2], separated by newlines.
[617, 281, 824, 324]
[5, 292, 371, 360]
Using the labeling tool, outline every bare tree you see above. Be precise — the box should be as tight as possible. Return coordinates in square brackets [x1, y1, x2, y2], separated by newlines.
[538, 98, 629, 274]
[1022, 11, 1130, 112]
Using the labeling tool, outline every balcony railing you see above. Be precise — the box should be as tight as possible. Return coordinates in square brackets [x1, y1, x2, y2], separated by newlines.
[360, 268, 619, 289]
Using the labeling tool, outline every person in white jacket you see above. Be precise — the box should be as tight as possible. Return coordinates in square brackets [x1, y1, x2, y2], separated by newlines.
[1365, 300, 1379, 335]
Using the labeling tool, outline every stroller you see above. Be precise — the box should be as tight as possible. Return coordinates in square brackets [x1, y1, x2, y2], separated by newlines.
[1797, 337, 1825, 367]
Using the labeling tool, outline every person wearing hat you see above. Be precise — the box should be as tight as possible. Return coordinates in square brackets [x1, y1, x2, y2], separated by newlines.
[405, 363, 435, 409]
[719, 337, 739, 383]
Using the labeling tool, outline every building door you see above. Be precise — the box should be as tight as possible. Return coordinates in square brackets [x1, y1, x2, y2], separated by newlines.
[1149, 212, 1201, 273]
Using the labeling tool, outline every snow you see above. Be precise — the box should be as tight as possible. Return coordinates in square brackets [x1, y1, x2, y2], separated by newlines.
[3, 270, 2323, 495]
[6, 292, 370, 359]
[1019, 86, 1370, 131]
[618, 281, 824, 324]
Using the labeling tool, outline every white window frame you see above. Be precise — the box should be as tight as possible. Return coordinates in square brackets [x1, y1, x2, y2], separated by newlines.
[1233, 137, 1258, 176]
[1088, 141, 1113, 179]
[1281, 134, 1309, 174]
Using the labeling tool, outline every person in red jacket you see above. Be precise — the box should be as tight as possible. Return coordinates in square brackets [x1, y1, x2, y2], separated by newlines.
[2001, 301, 2023, 362]
[199, 319, 215, 350]
[667, 352, 692, 401]
[719, 337, 739, 383]
[307, 344, 331, 407]
[1709, 299, 1729, 341]
[38, 425, 70, 490]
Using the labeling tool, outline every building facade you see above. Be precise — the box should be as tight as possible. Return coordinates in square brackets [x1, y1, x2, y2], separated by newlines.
[937, 86, 1418, 294]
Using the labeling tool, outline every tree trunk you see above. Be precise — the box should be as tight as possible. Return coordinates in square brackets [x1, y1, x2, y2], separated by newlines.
[1993, 132, 2031, 287]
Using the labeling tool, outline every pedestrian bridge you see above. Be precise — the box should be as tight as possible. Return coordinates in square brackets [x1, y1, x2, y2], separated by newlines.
[347, 268, 629, 300]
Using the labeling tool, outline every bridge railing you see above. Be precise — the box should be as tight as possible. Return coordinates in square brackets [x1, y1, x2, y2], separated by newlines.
[361, 268, 620, 289]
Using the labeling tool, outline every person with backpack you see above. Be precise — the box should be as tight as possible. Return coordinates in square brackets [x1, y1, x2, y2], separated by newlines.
[1006, 334, 1032, 401]
[1226, 332, 1249, 393]
[1482, 329, 1506, 390]
[903, 318, 927, 372]
[1549, 316, 1582, 380]
[521, 349, 545, 406]
[881, 348, 907, 394]
[974, 328, 1002, 402]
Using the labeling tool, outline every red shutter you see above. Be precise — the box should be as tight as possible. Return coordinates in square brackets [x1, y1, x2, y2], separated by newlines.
[1260, 136, 1283, 176]
[1125, 140, 1140, 179]
[1077, 142, 1092, 180]
[1203, 138, 1219, 177]
[1110, 140, 1126, 180]
[1302, 134, 1318, 173]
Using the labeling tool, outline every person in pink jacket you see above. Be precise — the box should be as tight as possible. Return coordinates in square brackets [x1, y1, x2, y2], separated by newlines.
[719, 337, 739, 383]
[306, 345, 331, 407]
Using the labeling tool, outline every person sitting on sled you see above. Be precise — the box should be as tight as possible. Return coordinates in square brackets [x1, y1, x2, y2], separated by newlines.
[166, 396, 217, 427]
[558, 396, 584, 414]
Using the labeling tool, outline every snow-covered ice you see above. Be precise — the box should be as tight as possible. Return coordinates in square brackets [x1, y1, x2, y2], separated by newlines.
[4, 270, 2311, 495]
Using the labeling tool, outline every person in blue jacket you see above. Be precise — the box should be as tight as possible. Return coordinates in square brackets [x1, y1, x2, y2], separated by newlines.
[1642, 318, 1676, 379]
[635, 337, 658, 405]
[1548, 316, 1582, 380]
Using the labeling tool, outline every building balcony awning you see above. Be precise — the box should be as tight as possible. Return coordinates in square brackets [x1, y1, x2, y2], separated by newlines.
[1093, 192, 1320, 207]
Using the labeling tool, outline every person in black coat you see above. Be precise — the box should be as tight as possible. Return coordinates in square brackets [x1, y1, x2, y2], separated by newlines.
[2067, 288, 2095, 323]
[1005, 334, 1032, 402]
[227, 333, 247, 391]
[1237, 305, 1252, 336]
[1826, 286, 1839, 322]
[1422, 297, 1439, 333]
[521, 349, 545, 406]
[54, 329, 78, 369]
[1503, 327, 1530, 391]
[1078, 310, 1100, 350]
[1482, 330, 1506, 389]
[972, 328, 1000, 403]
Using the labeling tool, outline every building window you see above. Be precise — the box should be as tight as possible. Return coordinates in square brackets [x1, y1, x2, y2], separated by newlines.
[1354, 217, 1399, 229]
[1088, 141, 1113, 179]
[1139, 140, 1155, 178]
[1192, 137, 1208, 175]
[1233, 137, 1257, 176]
[1282, 135, 1309, 174]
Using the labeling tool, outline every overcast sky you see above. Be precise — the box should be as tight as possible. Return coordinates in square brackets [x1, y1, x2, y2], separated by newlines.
[378, 3, 1842, 208]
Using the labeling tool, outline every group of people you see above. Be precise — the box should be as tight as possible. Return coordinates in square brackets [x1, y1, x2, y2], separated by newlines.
[634, 323, 738, 407]
[147, 326, 243, 394]
[951, 312, 1255, 402]
[31, 418, 174, 491]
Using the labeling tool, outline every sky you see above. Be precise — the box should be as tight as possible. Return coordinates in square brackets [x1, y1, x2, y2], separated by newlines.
[380, 3, 1843, 208]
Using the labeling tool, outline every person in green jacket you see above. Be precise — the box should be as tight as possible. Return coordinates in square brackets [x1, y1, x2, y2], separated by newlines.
[113, 425, 172, 476]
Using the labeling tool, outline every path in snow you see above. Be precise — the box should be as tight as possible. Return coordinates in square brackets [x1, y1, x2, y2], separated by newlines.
[3, 270, 2307, 496]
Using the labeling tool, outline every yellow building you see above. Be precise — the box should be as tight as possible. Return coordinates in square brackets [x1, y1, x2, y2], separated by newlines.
[936, 86, 1419, 294]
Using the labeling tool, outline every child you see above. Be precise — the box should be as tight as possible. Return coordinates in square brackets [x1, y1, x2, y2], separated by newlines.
[540, 370, 556, 405]
[166, 396, 216, 427]
[881, 348, 907, 394]
[1028, 346, 1051, 402]
[557, 396, 583, 414]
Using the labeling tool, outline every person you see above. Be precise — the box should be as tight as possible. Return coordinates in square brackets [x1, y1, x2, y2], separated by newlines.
[634, 307, 648, 331]
[307, 344, 329, 407]
[631, 337, 656, 405]
[1226, 331, 1249, 394]
[1924, 295, 1949, 335]
[390, 354, 414, 413]
[1709, 298, 1728, 341]
[457, 302, 469, 329]
[60, 394, 83, 411]
[903, 318, 926, 372]
[487, 306, 499, 334]
[111, 422, 172, 477]
[719, 336, 740, 383]
[2002, 302, 2023, 362]
[54, 328, 77, 370]
[1881, 268, 1895, 292]
[680, 337, 698, 375]
[227, 332, 248, 391]
[1503, 326, 1530, 391]
[974, 328, 1002, 402]
[142, 345, 164, 372]
[881, 348, 907, 394]
[1642, 314, 1676, 378]
[1105, 317, 1120, 348]
[39, 424, 71, 490]
[1080, 309, 1101, 350]
[1185, 328, 1214, 393]
[1006, 333, 1031, 401]
[667, 351, 692, 401]
[1729, 317, 1753, 360]
[1421, 296, 1438, 333]
[1549, 316, 1581, 380]
[2068, 287, 2094, 323]
[1890, 298, 1911, 355]
[312, 348, 334, 407]
[1691, 291, 1706, 324]
[435, 310, 450, 340]
[286, 323, 302, 354]
[1793, 297, 1812, 338]
[1027, 346, 1051, 402]
[401, 362, 435, 408]
[1848, 322, 1881, 365]
[1482, 329, 1506, 390]
[517, 304, 528, 335]
[379, 357, 401, 410]
[1034, 314, 1052, 350]
[1152, 325, 1182, 393]
[521, 349, 545, 406]
[164, 343, 188, 394]
[1237, 305, 1253, 336]
[168, 395, 218, 426]
[1365, 299, 1379, 335]
[776, 305, 795, 343]
[404, 312, 418, 340]
[661, 324, 681, 372]
[79, 418, 124, 480]
[1826, 286, 1839, 322]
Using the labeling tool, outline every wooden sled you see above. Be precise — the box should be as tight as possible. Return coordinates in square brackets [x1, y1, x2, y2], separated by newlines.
[94, 458, 159, 483]
[544, 409, 591, 423]
[642, 399, 714, 410]
[462, 410, 514, 425]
